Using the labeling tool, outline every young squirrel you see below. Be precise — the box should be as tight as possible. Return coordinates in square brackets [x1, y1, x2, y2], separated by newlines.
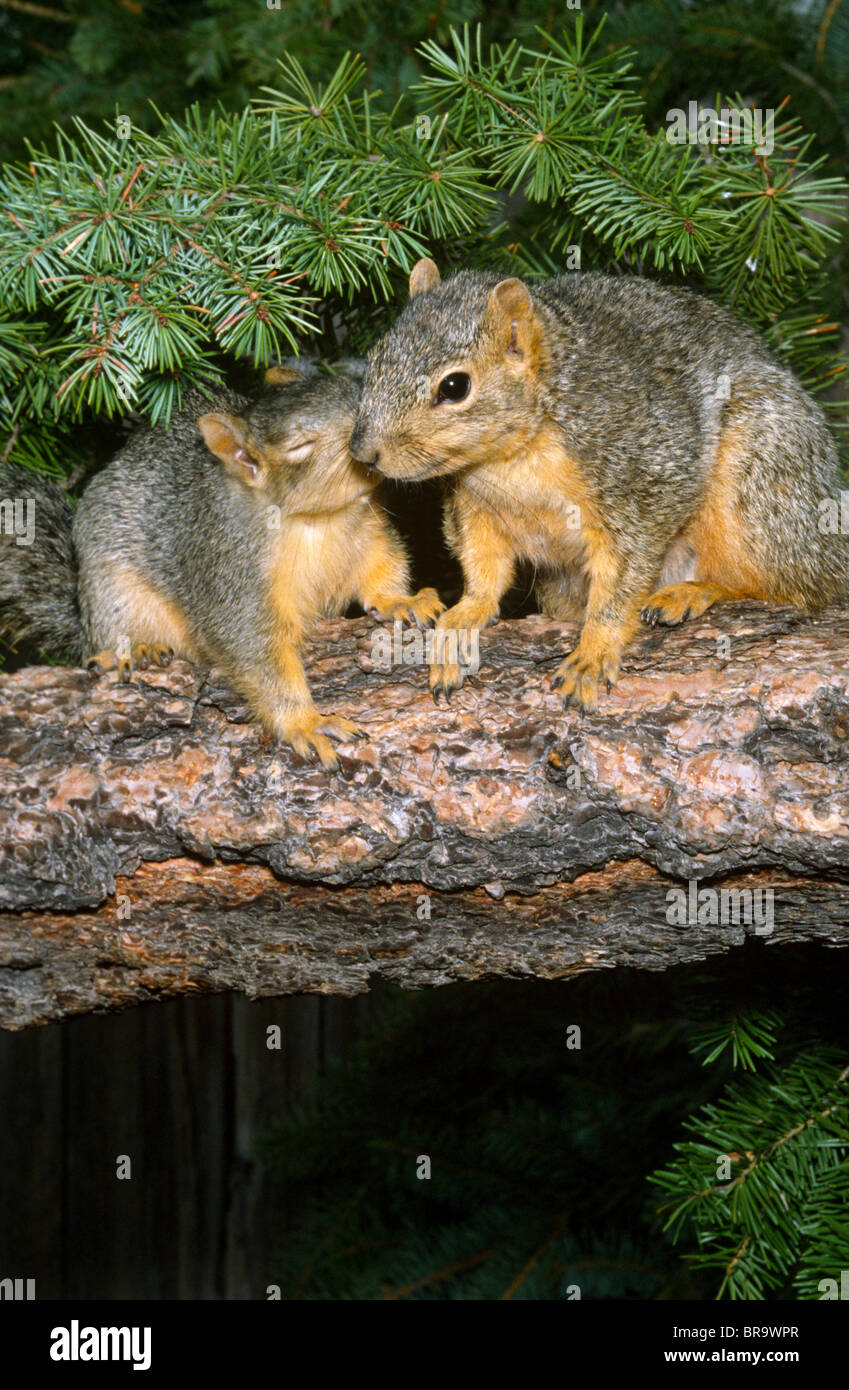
[0, 366, 442, 766]
[350, 258, 848, 708]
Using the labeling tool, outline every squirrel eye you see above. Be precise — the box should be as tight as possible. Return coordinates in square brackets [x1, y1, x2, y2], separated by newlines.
[434, 372, 471, 405]
[281, 437, 317, 464]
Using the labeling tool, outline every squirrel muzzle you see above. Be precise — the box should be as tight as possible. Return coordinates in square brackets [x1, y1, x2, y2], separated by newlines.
[348, 418, 383, 473]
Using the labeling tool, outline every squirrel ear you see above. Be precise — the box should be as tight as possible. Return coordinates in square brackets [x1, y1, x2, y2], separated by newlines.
[491, 278, 533, 322]
[264, 365, 301, 385]
[409, 257, 441, 298]
[198, 412, 267, 488]
[485, 278, 544, 367]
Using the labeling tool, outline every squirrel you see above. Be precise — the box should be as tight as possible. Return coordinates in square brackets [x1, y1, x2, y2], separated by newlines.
[0, 365, 442, 766]
[349, 257, 849, 708]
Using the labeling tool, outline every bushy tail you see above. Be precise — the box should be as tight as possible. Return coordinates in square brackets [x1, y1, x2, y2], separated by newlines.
[0, 465, 82, 661]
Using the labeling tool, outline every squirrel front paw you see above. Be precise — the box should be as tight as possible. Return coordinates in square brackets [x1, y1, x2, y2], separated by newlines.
[428, 598, 494, 702]
[278, 708, 367, 769]
[429, 654, 465, 702]
[367, 587, 445, 628]
[552, 633, 620, 711]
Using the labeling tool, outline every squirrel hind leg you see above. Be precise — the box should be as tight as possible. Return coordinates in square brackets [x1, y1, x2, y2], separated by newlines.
[81, 564, 195, 679]
[680, 393, 844, 613]
[640, 580, 746, 628]
[86, 643, 175, 682]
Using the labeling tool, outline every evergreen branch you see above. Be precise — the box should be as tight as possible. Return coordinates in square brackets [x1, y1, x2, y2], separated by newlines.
[0, 0, 74, 19]
[383, 1245, 497, 1300]
[500, 1217, 567, 1300]
[290, 1184, 369, 1300]
[816, 0, 845, 65]
[0, 23, 845, 472]
[649, 1049, 849, 1299]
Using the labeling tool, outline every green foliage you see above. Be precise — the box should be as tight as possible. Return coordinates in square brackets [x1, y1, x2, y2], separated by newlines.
[1, 16, 846, 477]
[0, 1, 544, 165]
[3, 2, 847, 169]
[687, 1007, 780, 1071]
[651, 1016, 849, 1299]
[794, 1155, 849, 1298]
[606, 0, 849, 159]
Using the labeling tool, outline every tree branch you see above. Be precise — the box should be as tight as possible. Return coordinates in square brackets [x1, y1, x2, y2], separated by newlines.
[1, 606, 848, 1028]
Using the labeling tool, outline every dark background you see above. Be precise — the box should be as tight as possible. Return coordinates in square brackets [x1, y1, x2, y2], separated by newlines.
[2, 949, 848, 1299]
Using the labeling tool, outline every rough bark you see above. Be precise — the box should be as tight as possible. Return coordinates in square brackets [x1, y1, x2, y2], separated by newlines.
[1, 604, 848, 1028]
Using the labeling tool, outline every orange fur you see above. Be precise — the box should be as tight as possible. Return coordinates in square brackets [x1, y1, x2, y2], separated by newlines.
[112, 565, 197, 654]
[430, 424, 620, 696]
[552, 524, 643, 708]
[684, 424, 775, 599]
[643, 422, 793, 625]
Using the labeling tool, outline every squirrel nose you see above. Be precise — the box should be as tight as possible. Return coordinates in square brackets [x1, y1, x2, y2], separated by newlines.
[349, 421, 381, 471]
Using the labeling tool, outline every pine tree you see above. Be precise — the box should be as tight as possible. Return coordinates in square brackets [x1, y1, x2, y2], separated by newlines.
[0, 15, 846, 477]
[3, 3, 847, 170]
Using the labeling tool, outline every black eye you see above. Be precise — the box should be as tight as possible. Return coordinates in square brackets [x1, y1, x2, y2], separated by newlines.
[434, 372, 471, 404]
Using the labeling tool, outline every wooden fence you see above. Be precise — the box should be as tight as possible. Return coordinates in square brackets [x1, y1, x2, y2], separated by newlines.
[0, 991, 377, 1299]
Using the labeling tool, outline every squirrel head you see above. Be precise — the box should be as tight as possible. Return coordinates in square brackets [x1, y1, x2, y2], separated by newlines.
[350, 259, 550, 481]
[198, 367, 375, 516]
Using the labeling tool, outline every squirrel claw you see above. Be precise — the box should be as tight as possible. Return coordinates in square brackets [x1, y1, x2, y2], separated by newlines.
[552, 644, 615, 712]
[86, 642, 176, 681]
[86, 649, 117, 676]
[134, 642, 174, 669]
[280, 710, 365, 769]
[642, 585, 709, 626]
[642, 603, 688, 628]
[369, 588, 445, 629]
[430, 666, 462, 702]
[641, 602, 691, 627]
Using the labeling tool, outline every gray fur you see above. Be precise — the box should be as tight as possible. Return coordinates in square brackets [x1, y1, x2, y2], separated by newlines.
[1, 374, 367, 673]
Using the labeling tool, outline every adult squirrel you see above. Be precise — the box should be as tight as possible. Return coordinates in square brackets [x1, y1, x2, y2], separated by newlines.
[0, 366, 442, 766]
[350, 258, 848, 707]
